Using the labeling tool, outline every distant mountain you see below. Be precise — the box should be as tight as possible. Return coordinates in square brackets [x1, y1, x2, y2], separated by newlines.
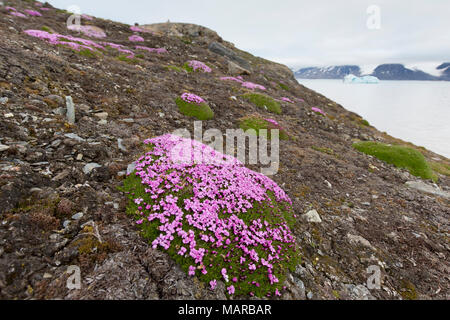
[294, 65, 361, 79]
[437, 62, 450, 80]
[372, 64, 436, 80]
[294, 63, 450, 81]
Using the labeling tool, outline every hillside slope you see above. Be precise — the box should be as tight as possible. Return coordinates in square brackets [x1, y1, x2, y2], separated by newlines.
[0, 1, 449, 300]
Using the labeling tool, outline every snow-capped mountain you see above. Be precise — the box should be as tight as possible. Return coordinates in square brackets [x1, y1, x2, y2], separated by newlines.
[294, 63, 450, 81]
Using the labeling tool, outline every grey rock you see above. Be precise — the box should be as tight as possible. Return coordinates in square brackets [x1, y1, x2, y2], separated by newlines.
[344, 284, 375, 300]
[306, 291, 313, 300]
[405, 181, 450, 199]
[127, 162, 137, 175]
[71, 212, 84, 220]
[347, 234, 375, 251]
[0, 97, 8, 105]
[118, 138, 127, 152]
[65, 96, 75, 124]
[83, 163, 102, 175]
[303, 209, 322, 223]
[64, 133, 85, 142]
[208, 42, 252, 71]
[94, 112, 108, 120]
[228, 60, 251, 75]
[0, 144, 10, 152]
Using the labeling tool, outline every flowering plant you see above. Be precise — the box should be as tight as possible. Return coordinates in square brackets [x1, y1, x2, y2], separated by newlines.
[281, 97, 294, 104]
[24, 29, 104, 53]
[186, 60, 212, 73]
[67, 25, 106, 38]
[121, 134, 299, 297]
[128, 35, 144, 42]
[181, 93, 205, 105]
[24, 9, 42, 17]
[311, 107, 326, 116]
[241, 82, 266, 91]
[135, 46, 167, 54]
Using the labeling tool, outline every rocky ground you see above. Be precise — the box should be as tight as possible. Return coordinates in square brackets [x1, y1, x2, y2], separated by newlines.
[0, 1, 449, 300]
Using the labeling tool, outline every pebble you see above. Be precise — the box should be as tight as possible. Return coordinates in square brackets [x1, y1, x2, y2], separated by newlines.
[83, 163, 101, 174]
[0, 97, 8, 104]
[4, 113, 13, 118]
[64, 133, 85, 142]
[303, 209, 322, 223]
[66, 96, 75, 124]
[43, 273, 53, 279]
[72, 212, 84, 220]
[118, 138, 127, 152]
[0, 144, 10, 152]
[94, 112, 108, 120]
[63, 220, 71, 228]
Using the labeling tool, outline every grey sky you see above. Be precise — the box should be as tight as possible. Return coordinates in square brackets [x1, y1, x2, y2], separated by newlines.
[46, 0, 450, 70]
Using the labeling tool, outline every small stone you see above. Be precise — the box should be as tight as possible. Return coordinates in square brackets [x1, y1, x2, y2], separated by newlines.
[63, 220, 71, 228]
[347, 234, 375, 250]
[4, 113, 13, 118]
[118, 138, 127, 152]
[127, 162, 137, 175]
[83, 163, 101, 174]
[43, 273, 53, 279]
[121, 118, 135, 123]
[65, 96, 75, 124]
[0, 144, 10, 152]
[94, 112, 108, 120]
[158, 112, 165, 118]
[306, 291, 313, 300]
[64, 133, 85, 142]
[76, 154, 83, 161]
[405, 181, 450, 199]
[72, 212, 83, 220]
[98, 119, 107, 125]
[0, 97, 8, 105]
[303, 210, 322, 223]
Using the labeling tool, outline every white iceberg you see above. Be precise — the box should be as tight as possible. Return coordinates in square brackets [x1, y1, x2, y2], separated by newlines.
[343, 74, 379, 84]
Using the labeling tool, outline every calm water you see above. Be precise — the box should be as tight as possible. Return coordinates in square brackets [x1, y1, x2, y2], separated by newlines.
[296, 79, 450, 158]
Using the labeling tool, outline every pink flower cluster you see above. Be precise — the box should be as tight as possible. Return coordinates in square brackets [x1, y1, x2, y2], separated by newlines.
[220, 77, 267, 91]
[130, 26, 144, 32]
[241, 81, 266, 91]
[24, 9, 42, 17]
[135, 46, 167, 54]
[82, 14, 94, 21]
[311, 107, 326, 116]
[126, 134, 297, 296]
[187, 60, 212, 73]
[181, 93, 205, 105]
[6, 7, 27, 18]
[129, 35, 144, 42]
[24, 29, 104, 52]
[281, 97, 294, 104]
[265, 118, 281, 127]
[67, 25, 106, 38]
[220, 76, 243, 83]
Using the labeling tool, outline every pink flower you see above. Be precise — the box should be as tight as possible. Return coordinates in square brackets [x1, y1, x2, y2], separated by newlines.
[187, 60, 211, 73]
[210, 280, 217, 290]
[180, 93, 205, 105]
[241, 82, 266, 90]
[227, 285, 235, 295]
[10, 11, 27, 18]
[24, 9, 42, 17]
[129, 35, 145, 42]
[311, 107, 326, 115]
[188, 265, 195, 276]
[130, 26, 144, 32]
[281, 97, 294, 104]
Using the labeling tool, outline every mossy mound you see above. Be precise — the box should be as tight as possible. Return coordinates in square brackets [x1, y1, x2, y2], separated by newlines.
[239, 116, 289, 140]
[175, 97, 214, 120]
[353, 141, 435, 181]
[120, 134, 300, 298]
[243, 93, 282, 115]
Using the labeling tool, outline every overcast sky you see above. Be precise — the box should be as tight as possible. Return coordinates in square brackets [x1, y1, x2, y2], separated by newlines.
[46, 0, 450, 71]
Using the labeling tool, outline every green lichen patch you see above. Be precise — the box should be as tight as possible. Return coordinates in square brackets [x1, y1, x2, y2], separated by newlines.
[175, 97, 214, 120]
[353, 141, 435, 181]
[242, 93, 282, 115]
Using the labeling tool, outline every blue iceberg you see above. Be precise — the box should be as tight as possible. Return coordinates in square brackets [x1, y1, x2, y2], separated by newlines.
[343, 74, 379, 84]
